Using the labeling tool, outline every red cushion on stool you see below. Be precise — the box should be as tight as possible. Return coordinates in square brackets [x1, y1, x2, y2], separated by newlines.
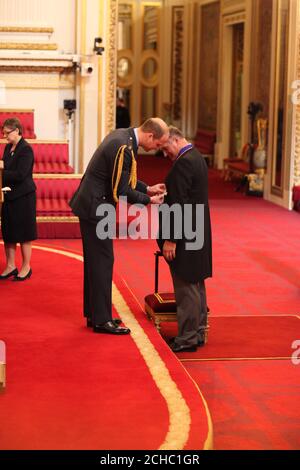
[144, 293, 177, 313]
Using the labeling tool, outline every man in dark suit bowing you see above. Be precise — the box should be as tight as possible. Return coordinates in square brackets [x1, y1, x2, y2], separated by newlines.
[158, 126, 212, 352]
[70, 118, 169, 334]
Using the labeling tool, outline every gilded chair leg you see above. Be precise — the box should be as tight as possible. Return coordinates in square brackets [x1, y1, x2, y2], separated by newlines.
[154, 318, 161, 333]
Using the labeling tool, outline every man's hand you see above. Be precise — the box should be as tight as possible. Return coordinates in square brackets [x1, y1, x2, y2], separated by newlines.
[147, 183, 166, 196]
[150, 193, 164, 204]
[163, 241, 176, 261]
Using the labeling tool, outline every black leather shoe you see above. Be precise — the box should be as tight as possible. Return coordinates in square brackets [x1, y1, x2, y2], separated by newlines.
[86, 318, 122, 328]
[170, 343, 197, 353]
[0, 268, 18, 280]
[93, 321, 130, 335]
[12, 268, 32, 281]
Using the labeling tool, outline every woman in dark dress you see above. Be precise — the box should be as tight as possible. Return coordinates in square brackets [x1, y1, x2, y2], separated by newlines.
[0, 118, 37, 281]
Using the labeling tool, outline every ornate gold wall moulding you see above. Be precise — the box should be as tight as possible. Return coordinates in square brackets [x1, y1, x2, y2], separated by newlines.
[0, 43, 57, 50]
[105, 0, 118, 135]
[171, 5, 184, 122]
[140, 50, 159, 88]
[0, 26, 54, 34]
[222, 0, 246, 15]
[0, 73, 74, 89]
[223, 13, 246, 25]
[117, 49, 134, 88]
[0, 108, 34, 113]
[0, 66, 68, 73]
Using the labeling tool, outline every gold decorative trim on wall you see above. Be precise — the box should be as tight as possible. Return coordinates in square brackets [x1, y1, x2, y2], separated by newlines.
[270, 0, 289, 197]
[171, 5, 184, 124]
[0, 108, 34, 113]
[0, 73, 75, 89]
[294, 3, 300, 186]
[0, 66, 72, 73]
[0, 42, 57, 50]
[0, 26, 54, 33]
[140, 50, 159, 87]
[117, 49, 134, 88]
[105, 0, 118, 135]
[223, 0, 246, 15]
[59, 71, 76, 89]
[97, 0, 104, 145]
[223, 12, 246, 25]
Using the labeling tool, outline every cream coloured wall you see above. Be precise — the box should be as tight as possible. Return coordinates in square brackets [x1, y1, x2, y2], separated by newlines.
[0, 0, 76, 53]
[3, 88, 74, 139]
[0, 0, 77, 165]
[75, 0, 101, 172]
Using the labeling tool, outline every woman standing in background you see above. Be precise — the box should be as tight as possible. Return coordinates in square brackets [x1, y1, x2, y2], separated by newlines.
[0, 118, 36, 281]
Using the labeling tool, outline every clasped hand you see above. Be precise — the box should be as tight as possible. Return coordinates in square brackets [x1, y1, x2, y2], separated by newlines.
[148, 183, 166, 204]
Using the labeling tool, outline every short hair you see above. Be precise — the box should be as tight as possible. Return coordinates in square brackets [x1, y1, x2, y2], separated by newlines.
[2, 117, 23, 135]
[169, 126, 184, 139]
[140, 118, 166, 139]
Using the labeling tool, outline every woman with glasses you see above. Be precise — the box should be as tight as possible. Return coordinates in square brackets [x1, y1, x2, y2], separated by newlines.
[0, 117, 37, 281]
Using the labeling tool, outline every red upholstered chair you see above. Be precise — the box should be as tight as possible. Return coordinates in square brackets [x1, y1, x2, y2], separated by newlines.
[0, 110, 36, 139]
[223, 143, 250, 181]
[193, 129, 216, 167]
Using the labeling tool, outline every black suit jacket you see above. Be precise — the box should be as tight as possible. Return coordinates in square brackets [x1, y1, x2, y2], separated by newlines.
[158, 147, 212, 282]
[2, 138, 36, 201]
[69, 128, 150, 221]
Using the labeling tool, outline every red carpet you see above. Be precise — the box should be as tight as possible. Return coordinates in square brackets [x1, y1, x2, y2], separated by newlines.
[160, 315, 300, 360]
[184, 360, 300, 450]
[1, 168, 300, 450]
[0, 243, 211, 450]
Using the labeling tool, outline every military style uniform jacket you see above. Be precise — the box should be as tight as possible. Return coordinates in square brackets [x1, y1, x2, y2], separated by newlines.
[69, 128, 150, 221]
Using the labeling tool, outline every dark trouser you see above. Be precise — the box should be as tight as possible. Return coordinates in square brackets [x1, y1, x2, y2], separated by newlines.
[170, 268, 207, 347]
[79, 218, 114, 325]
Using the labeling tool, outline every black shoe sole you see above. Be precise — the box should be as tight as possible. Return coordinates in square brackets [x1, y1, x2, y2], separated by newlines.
[93, 327, 130, 335]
